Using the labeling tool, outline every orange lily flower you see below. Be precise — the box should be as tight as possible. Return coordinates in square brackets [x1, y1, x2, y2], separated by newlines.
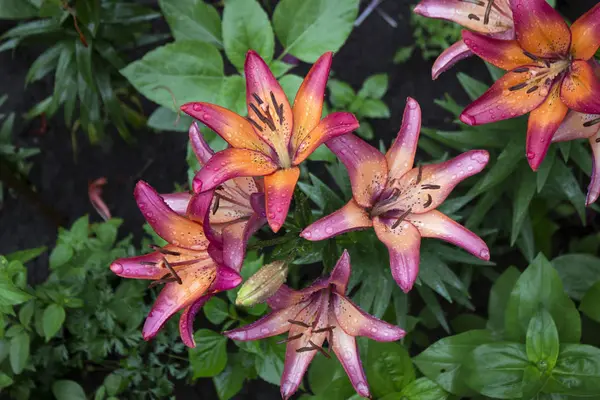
[414, 0, 514, 79]
[181, 51, 360, 233]
[460, 1, 600, 170]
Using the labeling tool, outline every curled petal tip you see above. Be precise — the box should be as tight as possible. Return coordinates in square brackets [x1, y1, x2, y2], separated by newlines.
[110, 262, 123, 275]
[479, 247, 491, 261]
[460, 112, 476, 126]
[469, 149, 490, 166]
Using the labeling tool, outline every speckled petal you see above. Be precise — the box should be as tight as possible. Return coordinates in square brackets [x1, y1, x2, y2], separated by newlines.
[326, 134, 388, 208]
[135, 181, 208, 250]
[587, 131, 600, 206]
[181, 103, 272, 155]
[373, 216, 422, 293]
[224, 302, 306, 341]
[526, 82, 568, 170]
[561, 60, 600, 115]
[300, 199, 372, 241]
[161, 192, 192, 215]
[292, 112, 360, 165]
[570, 3, 600, 61]
[329, 314, 370, 398]
[510, 0, 570, 58]
[192, 148, 278, 193]
[460, 68, 551, 126]
[291, 52, 332, 154]
[414, 0, 513, 33]
[332, 293, 406, 340]
[210, 265, 243, 292]
[553, 111, 600, 143]
[189, 122, 214, 165]
[264, 167, 300, 233]
[408, 210, 490, 260]
[432, 40, 473, 80]
[462, 31, 532, 70]
[386, 97, 421, 179]
[179, 295, 211, 348]
[329, 250, 351, 294]
[221, 214, 267, 272]
[110, 250, 171, 280]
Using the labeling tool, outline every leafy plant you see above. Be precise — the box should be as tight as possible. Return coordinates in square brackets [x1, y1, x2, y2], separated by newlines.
[410, 11, 462, 61]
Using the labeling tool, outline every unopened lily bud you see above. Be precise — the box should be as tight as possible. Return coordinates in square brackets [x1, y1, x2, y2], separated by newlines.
[236, 260, 288, 307]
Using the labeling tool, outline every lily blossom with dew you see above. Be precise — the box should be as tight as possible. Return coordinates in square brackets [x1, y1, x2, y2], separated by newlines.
[301, 98, 490, 292]
[414, 0, 514, 79]
[88, 177, 111, 221]
[181, 50, 360, 233]
[109, 181, 241, 347]
[224, 250, 405, 399]
[459, 0, 600, 170]
[161, 123, 267, 272]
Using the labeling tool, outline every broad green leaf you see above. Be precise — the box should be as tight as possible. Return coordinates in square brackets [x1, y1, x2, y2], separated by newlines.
[505, 253, 581, 343]
[366, 341, 415, 398]
[526, 310, 559, 369]
[18, 301, 35, 327]
[457, 73, 488, 101]
[279, 74, 303, 104]
[0, 372, 13, 389]
[213, 359, 246, 400]
[0, 0, 38, 19]
[121, 41, 224, 110]
[223, 0, 274, 70]
[544, 344, 600, 396]
[42, 304, 66, 341]
[511, 168, 537, 245]
[203, 296, 229, 325]
[49, 243, 74, 269]
[309, 354, 351, 395]
[465, 343, 529, 399]
[414, 330, 493, 396]
[217, 75, 246, 115]
[273, 0, 359, 62]
[255, 337, 285, 385]
[328, 79, 355, 108]
[399, 377, 449, 400]
[9, 331, 29, 374]
[6, 247, 46, 264]
[189, 329, 228, 378]
[52, 380, 86, 400]
[358, 74, 388, 99]
[159, 0, 222, 47]
[552, 254, 600, 300]
[580, 281, 600, 323]
[0, 280, 32, 306]
[359, 99, 390, 118]
[522, 365, 549, 400]
[487, 267, 521, 334]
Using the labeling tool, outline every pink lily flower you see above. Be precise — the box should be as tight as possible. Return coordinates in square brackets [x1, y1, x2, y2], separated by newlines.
[224, 250, 405, 399]
[161, 123, 268, 272]
[301, 98, 490, 292]
[459, 1, 600, 170]
[414, 0, 514, 79]
[109, 181, 241, 347]
[181, 50, 360, 233]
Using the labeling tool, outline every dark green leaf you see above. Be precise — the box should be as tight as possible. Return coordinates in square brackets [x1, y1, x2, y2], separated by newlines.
[213, 360, 246, 400]
[0, 280, 32, 306]
[25, 44, 62, 85]
[148, 106, 193, 132]
[393, 46, 414, 64]
[204, 296, 229, 325]
[49, 243, 73, 269]
[544, 344, 600, 397]
[416, 285, 449, 333]
[358, 74, 388, 99]
[6, 246, 46, 264]
[159, 0, 222, 46]
[580, 281, 600, 323]
[549, 161, 586, 224]
[0, 372, 13, 389]
[511, 168, 537, 245]
[536, 146, 556, 192]
[52, 380, 86, 400]
[309, 354, 351, 395]
[328, 79, 355, 108]
[189, 329, 228, 378]
[399, 377, 449, 400]
[487, 267, 521, 334]
[255, 337, 286, 385]
[42, 304, 66, 341]
[366, 341, 415, 398]
[552, 254, 600, 301]
[0, 0, 38, 19]
[457, 72, 488, 100]
[279, 74, 303, 104]
[9, 331, 29, 374]
[522, 365, 549, 400]
[526, 310, 559, 370]
[359, 99, 390, 118]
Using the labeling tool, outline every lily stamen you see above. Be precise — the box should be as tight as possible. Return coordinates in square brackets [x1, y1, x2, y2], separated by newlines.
[277, 333, 303, 344]
[392, 208, 412, 229]
[270, 91, 285, 125]
[309, 340, 331, 358]
[252, 93, 263, 105]
[509, 82, 528, 91]
[163, 258, 183, 285]
[149, 244, 181, 256]
[148, 276, 180, 288]
[288, 319, 311, 328]
[249, 103, 276, 131]
[423, 194, 433, 208]
[483, 0, 495, 25]
[421, 184, 441, 190]
[246, 116, 264, 132]
[415, 165, 423, 184]
[583, 117, 600, 128]
[312, 326, 335, 333]
[212, 194, 220, 215]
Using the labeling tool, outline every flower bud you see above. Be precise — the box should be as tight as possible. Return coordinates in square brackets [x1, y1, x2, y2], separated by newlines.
[236, 260, 288, 307]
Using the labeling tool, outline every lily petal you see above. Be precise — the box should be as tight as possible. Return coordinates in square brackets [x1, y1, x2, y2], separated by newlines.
[553, 111, 600, 142]
[407, 210, 490, 260]
[432, 39, 473, 80]
[414, 0, 513, 34]
[462, 31, 532, 70]
[222, 214, 266, 272]
[570, 3, 600, 61]
[192, 148, 278, 193]
[267, 285, 304, 310]
[179, 295, 211, 348]
[588, 131, 600, 205]
[510, 0, 571, 58]
[292, 112, 360, 165]
[210, 265, 243, 292]
[526, 82, 568, 170]
[332, 293, 406, 340]
[161, 192, 192, 215]
[245, 50, 293, 159]
[460, 68, 551, 126]
[189, 122, 214, 165]
[224, 303, 306, 341]
[329, 250, 351, 294]
[373, 216, 421, 293]
[386, 97, 421, 179]
[561, 60, 600, 115]
[326, 134, 388, 208]
[300, 199, 372, 241]
[135, 181, 208, 250]
[181, 103, 272, 155]
[110, 250, 171, 280]
[264, 167, 300, 232]
[291, 52, 332, 154]
[329, 315, 370, 398]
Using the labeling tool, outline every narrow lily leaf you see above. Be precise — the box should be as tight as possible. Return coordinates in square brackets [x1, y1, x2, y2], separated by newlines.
[473, 136, 524, 196]
[549, 161, 586, 224]
[457, 73, 488, 101]
[417, 285, 449, 333]
[536, 146, 556, 192]
[511, 167, 537, 245]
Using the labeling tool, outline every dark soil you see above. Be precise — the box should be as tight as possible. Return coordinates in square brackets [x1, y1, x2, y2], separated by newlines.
[0, 0, 596, 398]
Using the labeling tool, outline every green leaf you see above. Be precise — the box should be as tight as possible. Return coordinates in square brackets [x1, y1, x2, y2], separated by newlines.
[358, 74, 388, 99]
[25, 44, 62, 85]
[0, 372, 13, 389]
[273, 0, 360, 62]
[414, 330, 494, 396]
[399, 377, 449, 400]
[536, 146, 556, 192]
[255, 337, 286, 385]
[393, 46, 414, 64]
[9, 331, 29, 374]
[457, 73, 489, 101]
[148, 107, 193, 132]
[49, 243, 74, 269]
[52, 380, 86, 400]
[328, 79, 355, 108]
[552, 254, 600, 300]
[0, 0, 38, 19]
[6, 246, 46, 263]
[487, 267, 521, 334]
[544, 344, 600, 396]
[359, 99, 390, 118]
[309, 354, 352, 395]
[279, 74, 304, 104]
[159, 0, 222, 47]
[222, 0, 274, 70]
[580, 281, 600, 323]
[511, 168, 537, 245]
[189, 329, 228, 378]
[0, 280, 32, 306]
[505, 253, 581, 343]
[75, 39, 95, 91]
[526, 310, 559, 370]
[203, 296, 229, 325]
[213, 360, 245, 400]
[522, 365, 549, 400]
[42, 304, 66, 341]
[18, 300, 35, 327]
[366, 341, 415, 398]
[121, 41, 224, 110]
[465, 343, 529, 399]
[550, 161, 586, 224]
